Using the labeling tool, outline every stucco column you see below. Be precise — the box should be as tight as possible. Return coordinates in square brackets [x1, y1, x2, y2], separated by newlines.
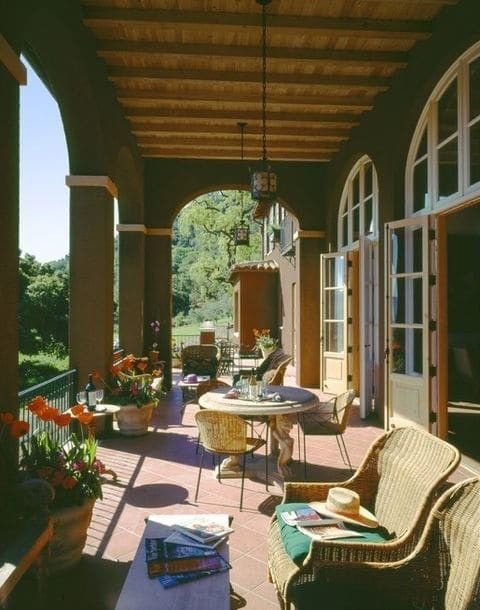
[117, 224, 145, 355]
[0, 38, 26, 462]
[67, 175, 116, 387]
[295, 230, 325, 388]
[145, 228, 172, 389]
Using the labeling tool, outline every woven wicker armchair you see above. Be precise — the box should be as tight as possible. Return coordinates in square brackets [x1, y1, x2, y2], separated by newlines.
[181, 344, 219, 378]
[298, 389, 356, 477]
[267, 426, 461, 610]
[305, 477, 480, 610]
[194, 410, 267, 511]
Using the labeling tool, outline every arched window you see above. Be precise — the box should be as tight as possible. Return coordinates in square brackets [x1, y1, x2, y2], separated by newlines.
[406, 41, 480, 216]
[338, 156, 378, 249]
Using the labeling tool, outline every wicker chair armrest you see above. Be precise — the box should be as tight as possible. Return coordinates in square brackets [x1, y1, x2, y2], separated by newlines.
[283, 471, 376, 505]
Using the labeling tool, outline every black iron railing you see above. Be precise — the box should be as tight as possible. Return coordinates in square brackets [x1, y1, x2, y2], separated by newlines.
[18, 369, 78, 446]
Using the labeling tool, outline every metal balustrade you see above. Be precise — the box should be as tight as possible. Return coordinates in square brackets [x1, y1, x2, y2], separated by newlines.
[18, 369, 78, 447]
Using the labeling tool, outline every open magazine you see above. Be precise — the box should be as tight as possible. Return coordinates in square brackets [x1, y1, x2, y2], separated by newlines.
[297, 522, 365, 540]
[280, 506, 339, 527]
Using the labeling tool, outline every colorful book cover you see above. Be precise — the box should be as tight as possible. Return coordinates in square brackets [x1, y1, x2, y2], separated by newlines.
[147, 553, 228, 578]
[145, 537, 217, 562]
[156, 562, 231, 589]
[173, 519, 234, 543]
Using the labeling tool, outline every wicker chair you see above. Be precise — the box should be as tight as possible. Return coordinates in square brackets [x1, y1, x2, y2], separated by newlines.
[298, 389, 356, 478]
[194, 378, 230, 453]
[181, 344, 219, 378]
[194, 410, 267, 511]
[264, 356, 293, 385]
[267, 426, 461, 610]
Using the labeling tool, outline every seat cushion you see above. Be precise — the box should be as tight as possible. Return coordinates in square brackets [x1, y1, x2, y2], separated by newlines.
[275, 503, 390, 565]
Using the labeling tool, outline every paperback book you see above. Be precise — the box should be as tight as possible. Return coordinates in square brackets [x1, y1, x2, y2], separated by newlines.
[172, 518, 234, 544]
[156, 562, 231, 589]
[145, 537, 229, 579]
[280, 506, 339, 527]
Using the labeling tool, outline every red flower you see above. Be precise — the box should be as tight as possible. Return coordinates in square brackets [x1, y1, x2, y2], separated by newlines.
[54, 413, 72, 427]
[28, 396, 48, 414]
[0, 412, 15, 425]
[9, 420, 29, 438]
[62, 476, 78, 490]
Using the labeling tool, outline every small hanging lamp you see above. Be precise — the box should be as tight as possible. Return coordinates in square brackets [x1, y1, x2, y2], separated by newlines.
[234, 121, 250, 246]
[251, 0, 277, 202]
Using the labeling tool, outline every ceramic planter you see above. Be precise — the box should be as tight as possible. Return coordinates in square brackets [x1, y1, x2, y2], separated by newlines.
[48, 498, 95, 574]
[115, 402, 155, 436]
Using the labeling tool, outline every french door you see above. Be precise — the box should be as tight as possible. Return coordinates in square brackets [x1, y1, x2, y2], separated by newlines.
[385, 216, 435, 430]
[321, 253, 348, 395]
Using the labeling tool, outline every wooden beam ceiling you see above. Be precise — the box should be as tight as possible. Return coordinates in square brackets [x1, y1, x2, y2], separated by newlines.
[81, 0, 458, 163]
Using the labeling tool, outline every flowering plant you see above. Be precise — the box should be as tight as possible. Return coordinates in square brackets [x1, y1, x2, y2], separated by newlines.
[94, 354, 162, 409]
[2, 397, 116, 509]
[150, 320, 161, 350]
[253, 328, 278, 351]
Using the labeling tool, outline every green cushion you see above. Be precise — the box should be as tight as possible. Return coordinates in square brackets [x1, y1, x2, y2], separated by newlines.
[275, 503, 390, 565]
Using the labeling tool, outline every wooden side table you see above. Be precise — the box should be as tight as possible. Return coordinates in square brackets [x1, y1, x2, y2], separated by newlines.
[67, 404, 121, 438]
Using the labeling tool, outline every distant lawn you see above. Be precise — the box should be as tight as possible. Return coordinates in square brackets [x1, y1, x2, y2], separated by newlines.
[172, 324, 200, 336]
[19, 352, 69, 391]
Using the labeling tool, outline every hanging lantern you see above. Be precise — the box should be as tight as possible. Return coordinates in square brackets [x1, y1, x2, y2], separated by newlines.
[233, 223, 250, 246]
[251, 0, 277, 202]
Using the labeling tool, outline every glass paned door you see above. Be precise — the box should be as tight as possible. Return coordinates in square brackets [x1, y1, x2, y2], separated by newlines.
[321, 253, 347, 394]
[385, 216, 431, 430]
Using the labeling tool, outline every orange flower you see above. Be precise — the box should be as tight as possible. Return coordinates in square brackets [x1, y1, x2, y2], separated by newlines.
[37, 406, 59, 422]
[71, 404, 85, 416]
[9, 420, 29, 438]
[28, 395, 48, 414]
[54, 413, 72, 427]
[77, 412, 94, 425]
[137, 360, 148, 372]
[62, 476, 78, 489]
[110, 364, 120, 376]
[0, 412, 15, 425]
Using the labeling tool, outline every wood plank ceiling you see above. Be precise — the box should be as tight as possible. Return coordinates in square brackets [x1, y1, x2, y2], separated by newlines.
[81, 0, 458, 163]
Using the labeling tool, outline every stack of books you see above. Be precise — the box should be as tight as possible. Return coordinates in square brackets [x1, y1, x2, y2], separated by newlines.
[281, 505, 365, 541]
[145, 518, 233, 588]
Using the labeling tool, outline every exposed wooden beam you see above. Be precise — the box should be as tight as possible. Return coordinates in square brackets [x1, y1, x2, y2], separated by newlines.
[125, 107, 360, 124]
[83, 8, 432, 40]
[109, 66, 390, 89]
[139, 147, 332, 161]
[130, 122, 350, 139]
[136, 135, 341, 150]
[115, 87, 374, 111]
[97, 40, 408, 68]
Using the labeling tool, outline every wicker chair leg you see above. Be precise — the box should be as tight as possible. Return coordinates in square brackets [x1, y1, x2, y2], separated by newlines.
[195, 448, 205, 502]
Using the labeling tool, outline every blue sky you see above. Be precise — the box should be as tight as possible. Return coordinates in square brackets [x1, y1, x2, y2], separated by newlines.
[20, 59, 69, 263]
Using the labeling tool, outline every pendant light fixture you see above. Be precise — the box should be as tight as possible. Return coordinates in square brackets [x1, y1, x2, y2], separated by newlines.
[233, 121, 250, 246]
[251, 0, 277, 202]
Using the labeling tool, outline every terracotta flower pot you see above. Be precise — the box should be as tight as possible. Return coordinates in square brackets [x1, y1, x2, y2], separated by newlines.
[48, 498, 95, 574]
[115, 402, 155, 436]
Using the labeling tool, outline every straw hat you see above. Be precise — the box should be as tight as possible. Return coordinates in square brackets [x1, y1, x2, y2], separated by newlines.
[316, 487, 378, 528]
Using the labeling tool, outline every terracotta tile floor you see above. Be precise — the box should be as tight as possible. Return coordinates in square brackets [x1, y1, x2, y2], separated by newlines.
[18, 369, 475, 610]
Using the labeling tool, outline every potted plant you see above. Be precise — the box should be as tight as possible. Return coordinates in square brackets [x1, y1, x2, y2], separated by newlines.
[1, 399, 116, 573]
[253, 328, 278, 359]
[94, 355, 161, 436]
[149, 319, 161, 364]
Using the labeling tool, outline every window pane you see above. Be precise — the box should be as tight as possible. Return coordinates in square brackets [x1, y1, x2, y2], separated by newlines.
[390, 230, 405, 275]
[325, 289, 344, 320]
[353, 205, 360, 242]
[390, 225, 422, 276]
[391, 277, 405, 324]
[412, 227, 423, 273]
[469, 57, 480, 121]
[364, 197, 373, 235]
[416, 128, 427, 160]
[470, 121, 480, 185]
[392, 328, 406, 374]
[364, 163, 373, 197]
[438, 79, 457, 143]
[325, 322, 343, 353]
[352, 174, 360, 205]
[438, 137, 458, 198]
[413, 328, 423, 375]
[390, 277, 422, 325]
[413, 159, 428, 212]
[325, 257, 344, 288]
[413, 277, 423, 324]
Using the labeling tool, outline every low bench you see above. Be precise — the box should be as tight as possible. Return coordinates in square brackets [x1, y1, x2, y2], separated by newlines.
[114, 514, 230, 610]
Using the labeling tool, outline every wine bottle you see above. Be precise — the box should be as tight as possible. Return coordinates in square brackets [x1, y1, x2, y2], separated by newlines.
[85, 374, 97, 412]
[248, 368, 257, 400]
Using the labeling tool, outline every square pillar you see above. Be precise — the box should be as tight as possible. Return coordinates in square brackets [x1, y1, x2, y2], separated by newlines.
[145, 228, 172, 389]
[67, 176, 116, 386]
[117, 224, 146, 355]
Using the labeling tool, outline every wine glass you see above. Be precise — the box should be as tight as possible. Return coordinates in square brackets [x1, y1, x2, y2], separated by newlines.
[95, 389, 104, 412]
[76, 391, 87, 406]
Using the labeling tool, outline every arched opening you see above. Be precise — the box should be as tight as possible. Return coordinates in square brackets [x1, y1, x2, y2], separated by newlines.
[18, 56, 70, 389]
[171, 189, 262, 362]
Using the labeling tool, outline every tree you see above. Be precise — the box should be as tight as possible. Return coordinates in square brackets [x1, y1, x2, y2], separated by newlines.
[172, 190, 262, 324]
